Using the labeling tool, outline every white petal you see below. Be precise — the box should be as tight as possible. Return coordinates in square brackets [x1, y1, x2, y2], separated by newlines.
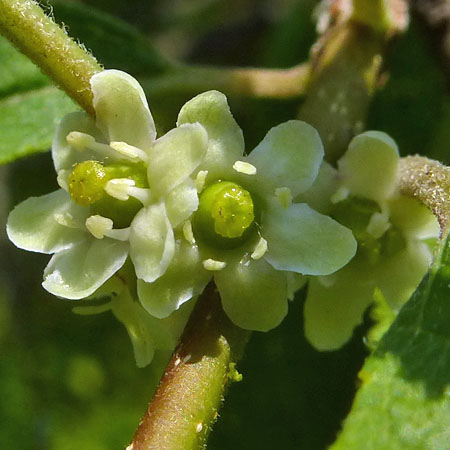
[91, 70, 156, 150]
[247, 120, 324, 196]
[304, 265, 375, 350]
[262, 203, 357, 276]
[338, 131, 399, 203]
[165, 179, 199, 229]
[377, 243, 433, 310]
[388, 195, 440, 240]
[129, 202, 175, 282]
[177, 90, 244, 180]
[7, 190, 87, 254]
[148, 123, 208, 197]
[137, 239, 210, 318]
[295, 161, 338, 214]
[215, 258, 288, 331]
[42, 238, 128, 299]
[52, 111, 104, 172]
[110, 288, 155, 367]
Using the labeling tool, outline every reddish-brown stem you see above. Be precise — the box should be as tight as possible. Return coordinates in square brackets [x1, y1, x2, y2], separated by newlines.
[129, 284, 249, 450]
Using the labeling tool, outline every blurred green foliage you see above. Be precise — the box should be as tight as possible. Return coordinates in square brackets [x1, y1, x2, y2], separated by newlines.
[1, 0, 450, 448]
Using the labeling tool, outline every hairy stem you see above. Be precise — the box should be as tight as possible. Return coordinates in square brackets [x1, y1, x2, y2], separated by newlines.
[129, 284, 249, 450]
[0, 0, 102, 114]
[141, 63, 311, 99]
[398, 156, 450, 233]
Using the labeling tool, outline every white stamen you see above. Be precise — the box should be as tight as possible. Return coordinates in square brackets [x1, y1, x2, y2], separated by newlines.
[105, 178, 136, 201]
[196, 423, 203, 433]
[104, 227, 131, 241]
[66, 131, 95, 151]
[127, 186, 152, 205]
[195, 170, 208, 193]
[183, 220, 196, 244]
[233, 160, 257, 175]
[110, 141, 149, 162]
[183, 354, 192, 363]
[275, 187, 292, 209]
[86, 215, 113, 239]
[56, 170, 71, 191]
[53, 212, 80, 229]
[331, 186, 350, 204]
[367, 212, 390, 239]
[251, 237, 268, 260]
[202, 259, 227, 271]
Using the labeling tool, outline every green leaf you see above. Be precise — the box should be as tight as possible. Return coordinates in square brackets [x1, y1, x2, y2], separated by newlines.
[330, 234, 450, 449]
[0, 86, 76, 165]
[0, 35, 49, 98]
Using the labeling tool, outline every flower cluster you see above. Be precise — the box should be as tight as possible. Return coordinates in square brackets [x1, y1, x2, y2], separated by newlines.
[7, 70, 358, 365]
[302, 131, 439, 350]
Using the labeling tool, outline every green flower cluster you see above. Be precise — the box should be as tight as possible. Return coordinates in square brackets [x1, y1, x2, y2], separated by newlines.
[303, 132, 439, 350]
[7, 70, 437, 365]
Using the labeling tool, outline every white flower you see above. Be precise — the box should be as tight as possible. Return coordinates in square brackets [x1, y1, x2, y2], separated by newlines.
[303, 131, 440, 350]
[7, 69, 208, 365]
[137, 90, 357, 332]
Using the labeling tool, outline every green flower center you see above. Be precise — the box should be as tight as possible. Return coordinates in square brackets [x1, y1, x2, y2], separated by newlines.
[331, 196, 406, 265]
[68, 160, 148, 228]
[194, 181, 255, 248]
[69, 160, 107, 206]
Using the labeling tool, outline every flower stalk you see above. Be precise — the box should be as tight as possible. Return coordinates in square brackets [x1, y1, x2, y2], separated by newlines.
[129, 283, 249, 450]
[0, 0, 102, 114]
[140, 63, 311, 100]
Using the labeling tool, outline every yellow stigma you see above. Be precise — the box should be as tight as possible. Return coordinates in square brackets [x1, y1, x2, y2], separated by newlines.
[210, 183, 254, 238]
[69, 160, 107, 206]
[195, 181, 255, 247]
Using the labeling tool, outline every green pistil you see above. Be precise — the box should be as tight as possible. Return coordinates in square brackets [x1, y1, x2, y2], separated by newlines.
[68, 160, 148, 227]
[69, 160, 107, 206]
[195, 181, 255, 248]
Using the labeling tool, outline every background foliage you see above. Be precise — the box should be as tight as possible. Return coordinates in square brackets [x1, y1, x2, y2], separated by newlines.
[1, 0, 450, 448]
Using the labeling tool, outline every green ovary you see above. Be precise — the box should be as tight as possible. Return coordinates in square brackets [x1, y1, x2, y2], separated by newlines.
[68, 160, 148, 227]
[69, 160, 107, 206]
[195, 181, 255, 247]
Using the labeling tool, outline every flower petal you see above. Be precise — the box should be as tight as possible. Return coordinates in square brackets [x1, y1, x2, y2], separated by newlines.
[295, 162, 338, 214]
[52, 111, 104, 172]
[338, 131, 399, 203]
[304, 266, 375, 350]
[7, 190, 88, 254]
[129, 202, 175, 282]
[215, 257, 288, 331]
[137, 239, 210, 318]
[262, 203, 357, 275]
[110, 288, 155, 367]
[148, 123, 208, 197]
[177, 90, 244, 181]
[388, 196, 440, 240]
[42, 238, 128, 299]
[165, 178, 199, 229]
[377, 243, 432, 310]
[91, 70, 156, 150]
[247, 120, 324, 196]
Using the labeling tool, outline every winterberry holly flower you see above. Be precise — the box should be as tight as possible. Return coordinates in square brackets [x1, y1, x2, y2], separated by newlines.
[137, 90, 357, 332]
[7, 69, 208, 365]
[303, 131, 440, 350]
[7, 69, 208, 300]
